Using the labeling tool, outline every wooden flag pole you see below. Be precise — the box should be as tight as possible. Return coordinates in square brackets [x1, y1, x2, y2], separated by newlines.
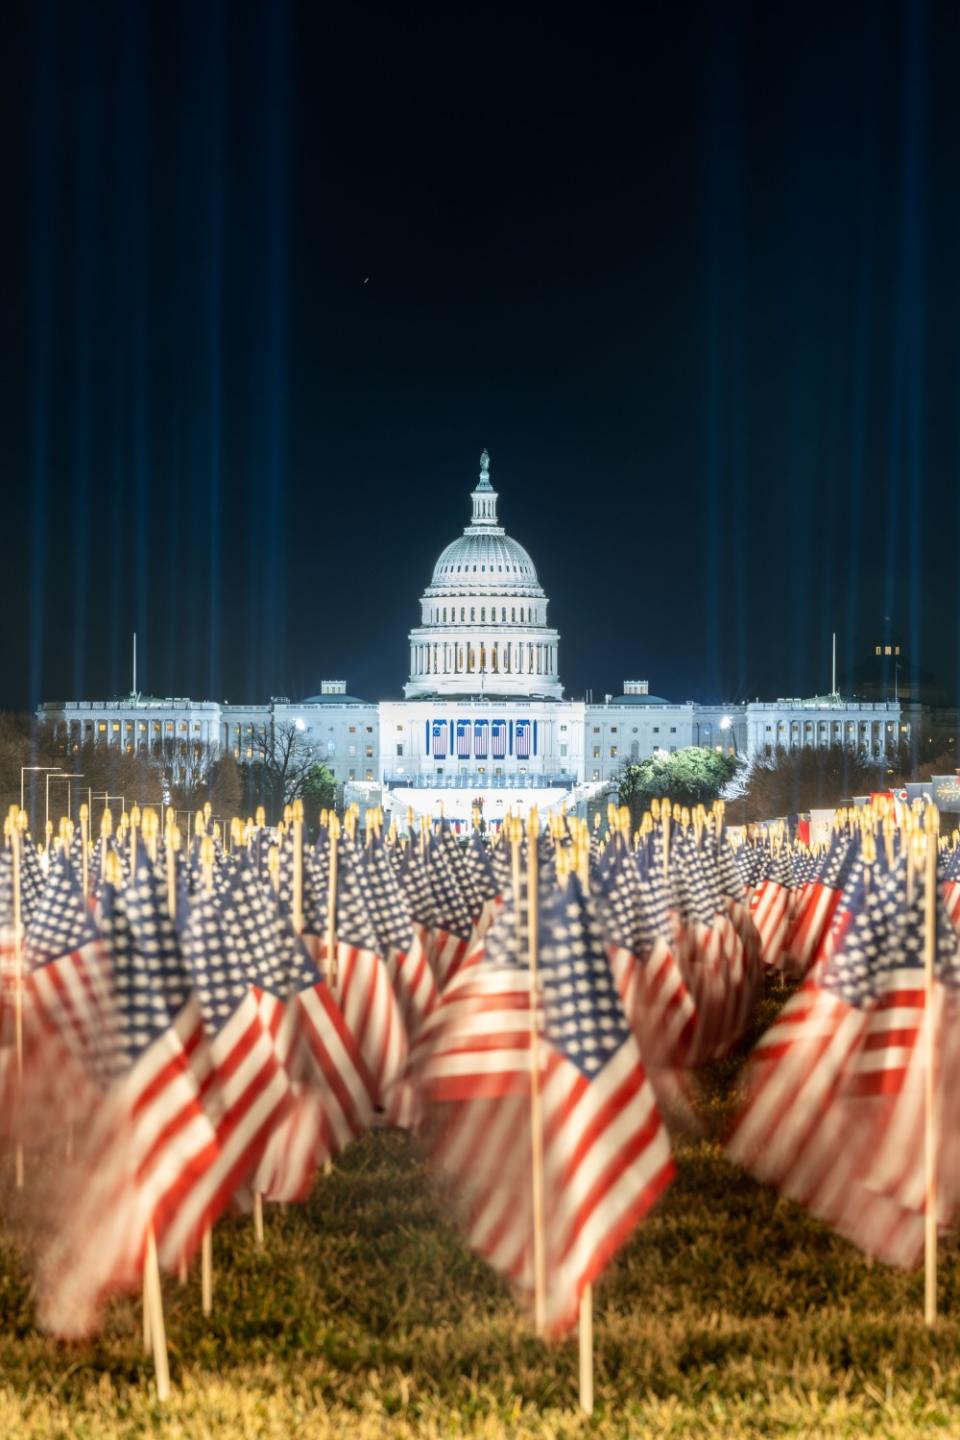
[291, 799, 304, 936]
[924, 802, 939, 1327]
[8, 810, 24, 1189]
[579, 1285, 594, 1415]
[526, 808, 547, 1336]
[200, 836, 215, 1316]
[163, 822, 190, 1287]
[325, 815, 340, 987]
[79, 803, 89, 899]
[144, 1226, 170, 1402]
[574, 827, 594, 1415]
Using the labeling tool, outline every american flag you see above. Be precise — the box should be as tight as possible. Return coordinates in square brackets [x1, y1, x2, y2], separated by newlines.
[412, 850, 542, 1095]
[515, 720, 531, 759]
[36, 859, 221, 1336]
[669, 831, 759, 1064]
[783, 834, 855, 976]
[748, 847, 795, 970]
[457, 720, 471, 758]
[729, 861, 960, 1265]
[473, 719, 488, 758]
[491, 719, 507, 759]
[180, 883, 293, 1213]
[359, 838, 438, 1045]
[424, 833, 476, 989]
[941, 845, 960, 935]
[432, 720, 448, 758]
[302, 842, 409, 1113]
[594, 845, 695, 1068]
[430, 873, 673, 1334]
[23, 858, 114, 1131]
[220, 859, 376, 1200]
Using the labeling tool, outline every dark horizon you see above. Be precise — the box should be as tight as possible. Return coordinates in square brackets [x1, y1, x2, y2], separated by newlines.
[4, 1, 959, 713]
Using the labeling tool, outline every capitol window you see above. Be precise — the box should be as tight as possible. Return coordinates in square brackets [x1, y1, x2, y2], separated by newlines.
[610, 746, 618, 758]
[396, 743, 403, 756]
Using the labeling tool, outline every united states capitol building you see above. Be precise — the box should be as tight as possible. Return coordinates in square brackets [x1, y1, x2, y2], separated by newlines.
[40, 452, 905, 829]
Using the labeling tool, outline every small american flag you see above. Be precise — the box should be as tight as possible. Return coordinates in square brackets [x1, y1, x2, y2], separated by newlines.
[729, 859, 960, 1265]
[515, 720, 531, 759]
[36, 860, 221, 1336]
[432, 720, 448, 758]
[491, 720, 507, 759]
[181, 884, 293, 1214]
[446, 873, 673, 1333]
[221, 859, 376, 1200]
[473, 720, 489, 758]
[457, 720, 471, 758]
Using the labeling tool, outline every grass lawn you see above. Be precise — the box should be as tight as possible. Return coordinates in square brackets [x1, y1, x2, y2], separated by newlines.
[0, 990, 957, 1437]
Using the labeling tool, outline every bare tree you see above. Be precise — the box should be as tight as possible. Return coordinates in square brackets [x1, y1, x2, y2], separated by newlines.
[241, 722, 321, 821]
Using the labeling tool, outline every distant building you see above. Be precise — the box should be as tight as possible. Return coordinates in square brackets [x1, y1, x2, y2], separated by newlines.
[39, 452, 907, 828]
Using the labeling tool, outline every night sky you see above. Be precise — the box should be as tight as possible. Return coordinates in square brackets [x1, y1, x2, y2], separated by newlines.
[3, 1, 959, 712]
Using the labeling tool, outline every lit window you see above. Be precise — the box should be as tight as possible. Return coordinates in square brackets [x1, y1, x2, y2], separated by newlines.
[609, 746, 618, 758]
[885, 646, 892, 655]
[593, 770, 600, 781]
[366, 770, 373, 781]
[349, 770, 356, 780]
[875, 646, 882, 655]
[112, 722, 120, 733]
[98, 722, 106, 733]
[592, 746, 601, 759]
[365, 746, 373, 758]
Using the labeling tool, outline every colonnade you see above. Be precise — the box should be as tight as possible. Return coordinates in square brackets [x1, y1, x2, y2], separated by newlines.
[410, 639, 557, 679]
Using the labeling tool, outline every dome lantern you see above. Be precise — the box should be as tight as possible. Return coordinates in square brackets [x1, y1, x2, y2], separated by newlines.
[404, 452, 562, 701]
[470, 448, 499, 526]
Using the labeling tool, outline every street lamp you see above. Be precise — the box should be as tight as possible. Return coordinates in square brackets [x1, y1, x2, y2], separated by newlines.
[21, 765, 61, 813]
[88, 792, 126, 827]
[46, 772, 83, 832]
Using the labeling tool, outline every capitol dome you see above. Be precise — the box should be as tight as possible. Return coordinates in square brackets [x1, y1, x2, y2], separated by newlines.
[404, 451, 562, 700]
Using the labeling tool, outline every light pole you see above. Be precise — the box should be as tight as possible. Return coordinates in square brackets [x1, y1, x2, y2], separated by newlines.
[88, 791, 126, 822]
[46, 772, 83, 832]
[21, 765, 61, 816]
